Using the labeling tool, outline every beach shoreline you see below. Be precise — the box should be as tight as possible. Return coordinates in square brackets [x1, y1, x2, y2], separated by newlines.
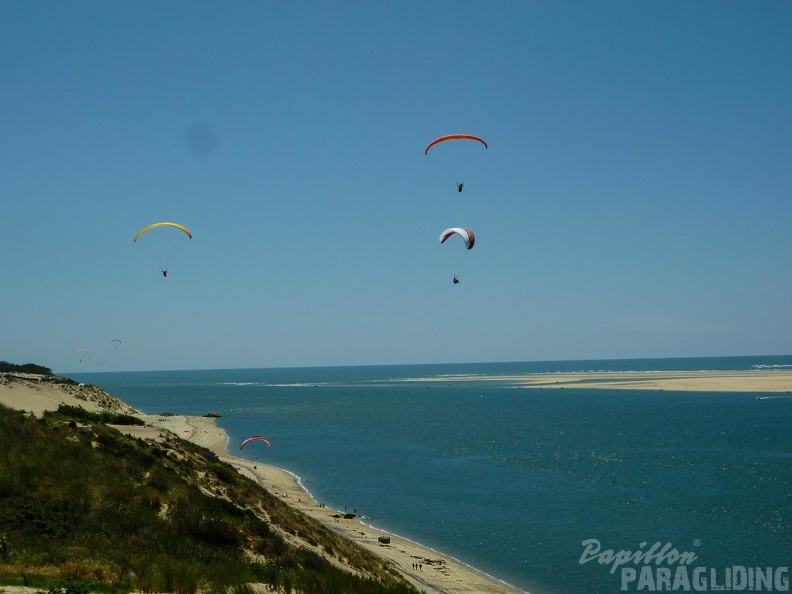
[0, 372, 525, 594]
[132, 413, 526, 594]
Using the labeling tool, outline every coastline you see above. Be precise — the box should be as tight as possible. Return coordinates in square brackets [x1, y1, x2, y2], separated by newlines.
[132, 413, 526, 594]
[4, 367, 790, 594]
[0, 373, 525, 594]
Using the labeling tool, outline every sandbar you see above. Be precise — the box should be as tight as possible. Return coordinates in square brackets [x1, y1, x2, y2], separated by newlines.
[409, 370, 792, 392]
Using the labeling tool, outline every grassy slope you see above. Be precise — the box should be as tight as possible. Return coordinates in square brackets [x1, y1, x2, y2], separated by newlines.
[0, 404, 417, 594]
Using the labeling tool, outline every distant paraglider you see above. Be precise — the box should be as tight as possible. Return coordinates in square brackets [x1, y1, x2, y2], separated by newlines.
[425, 134, 487, 193]
[240, 436, 272, 450]
[440, 228, 475, 285]
[111, 339, 122, 350]
[134, 222, 192, 277]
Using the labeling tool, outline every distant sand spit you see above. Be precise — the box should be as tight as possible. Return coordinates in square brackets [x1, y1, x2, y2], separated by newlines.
[410, 370, 792, 392]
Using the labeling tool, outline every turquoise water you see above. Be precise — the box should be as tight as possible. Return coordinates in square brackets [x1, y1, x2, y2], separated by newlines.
[71, 357, 792, 594]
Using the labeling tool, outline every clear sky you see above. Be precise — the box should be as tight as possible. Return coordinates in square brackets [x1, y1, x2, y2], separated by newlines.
[2, 1, 791, 373]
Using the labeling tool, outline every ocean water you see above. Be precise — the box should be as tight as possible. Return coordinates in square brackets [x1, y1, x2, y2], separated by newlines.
[70, 356, 792, 594]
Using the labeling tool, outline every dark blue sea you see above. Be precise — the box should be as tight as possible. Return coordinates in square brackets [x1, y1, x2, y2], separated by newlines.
[70, 356, 792, 594]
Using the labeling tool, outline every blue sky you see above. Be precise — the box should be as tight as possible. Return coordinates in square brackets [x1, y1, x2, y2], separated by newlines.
[2, 1, 791, 373]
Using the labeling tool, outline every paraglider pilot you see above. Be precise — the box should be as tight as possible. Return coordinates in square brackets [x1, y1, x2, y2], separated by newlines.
[162, 269, 168, 278]
[453, 275, 460, 284]
[457, 182, 464, 193]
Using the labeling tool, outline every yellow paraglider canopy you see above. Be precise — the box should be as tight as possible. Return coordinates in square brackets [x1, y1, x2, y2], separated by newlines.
[133, 222, 192, 242]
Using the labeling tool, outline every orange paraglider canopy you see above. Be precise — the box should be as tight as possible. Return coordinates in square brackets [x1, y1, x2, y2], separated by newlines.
[425, 134, 488, 155]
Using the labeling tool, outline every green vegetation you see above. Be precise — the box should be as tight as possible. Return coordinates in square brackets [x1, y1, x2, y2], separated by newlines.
[55, 405, 144, 427]
[40, 577, 92, 594]
[0, 362, 54, 375]
[0, 404, 417, 594]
